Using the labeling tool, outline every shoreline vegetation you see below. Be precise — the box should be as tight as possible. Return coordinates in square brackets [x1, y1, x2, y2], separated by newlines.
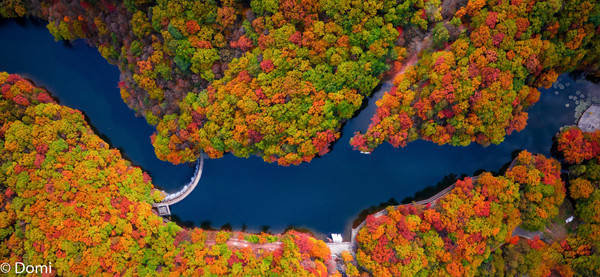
[2, 72, 600, 275]
[3, 0, 599, 166]
[15, 71, 200, 194]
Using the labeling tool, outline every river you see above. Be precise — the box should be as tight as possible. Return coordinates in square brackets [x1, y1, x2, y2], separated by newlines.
[1, 19, 597, 234]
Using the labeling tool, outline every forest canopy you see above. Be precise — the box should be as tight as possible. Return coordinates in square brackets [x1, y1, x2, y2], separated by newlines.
[478, 127, 600, 277]
[354, 150, 566, 276]
[3, 0, 598, 165]
[0, 72, 599, 276]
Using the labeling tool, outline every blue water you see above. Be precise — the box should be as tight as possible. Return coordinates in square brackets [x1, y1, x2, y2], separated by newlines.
[0, 19, 595, 234]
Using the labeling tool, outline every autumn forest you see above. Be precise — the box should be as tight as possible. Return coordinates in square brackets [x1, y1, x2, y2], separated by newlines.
[1, 0, 600, 276]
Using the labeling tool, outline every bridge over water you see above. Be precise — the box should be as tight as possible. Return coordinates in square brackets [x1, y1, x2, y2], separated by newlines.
[153, 154, 204, 216]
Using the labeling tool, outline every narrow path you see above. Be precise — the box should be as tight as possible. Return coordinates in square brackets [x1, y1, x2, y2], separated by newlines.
[393, 40, 423, 78]
[204, 238, 282, 252]
[512, 227, 544, 241]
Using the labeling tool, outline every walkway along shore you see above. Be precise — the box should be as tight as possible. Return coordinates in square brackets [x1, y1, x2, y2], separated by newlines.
[152, 154, 204, 216]
[349, 177, 470, 248]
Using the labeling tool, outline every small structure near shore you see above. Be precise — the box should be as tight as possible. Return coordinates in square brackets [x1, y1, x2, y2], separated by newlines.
[156, 205, 171, 216]
[566, 216, 574, 224]
[578, 104, 600, 132]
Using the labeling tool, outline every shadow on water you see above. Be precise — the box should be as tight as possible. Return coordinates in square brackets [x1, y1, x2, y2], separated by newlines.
[400, 174, 462, 204]
[0, 17, 44, 27]
[351, 198, 399, 229]
[170, 214, 196, 228]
